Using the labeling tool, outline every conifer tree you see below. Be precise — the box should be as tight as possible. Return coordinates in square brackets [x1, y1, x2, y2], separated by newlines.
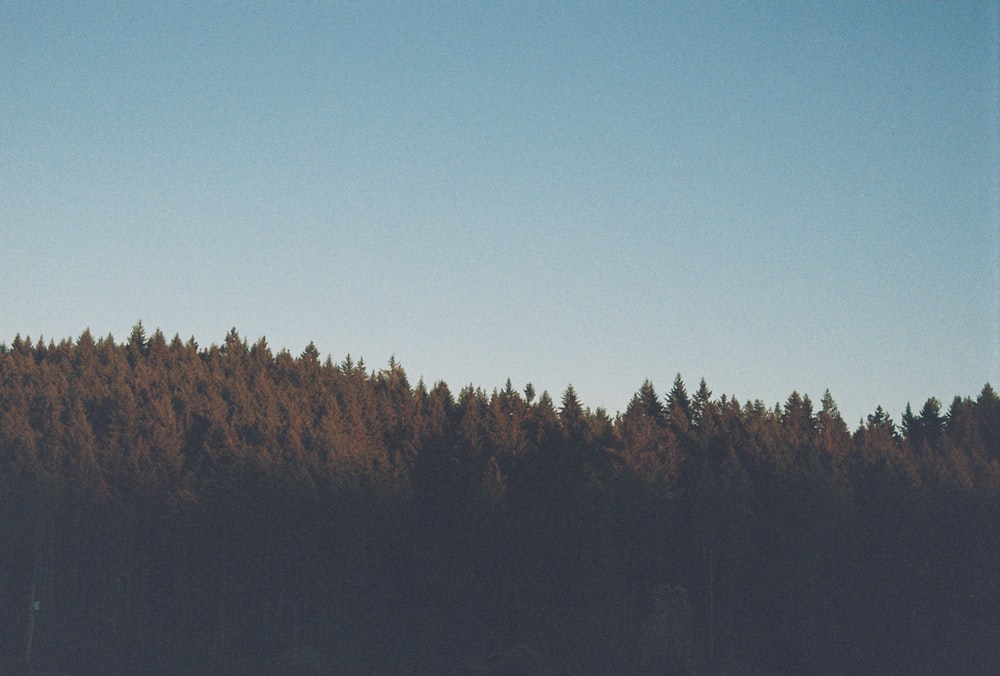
[817, 390, 851, 470]
[665, 374, 692, 430]
[1, 327, 999, 673]
[976, 384, 1000, 458]
[633, 380, 666, 426]
[908, 397, 945, 452]
[692, 378, 713, 428]
[559, 385, 587, 444]
[127, 321, 148, 360]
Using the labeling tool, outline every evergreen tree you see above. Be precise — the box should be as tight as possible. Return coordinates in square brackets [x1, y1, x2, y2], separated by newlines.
[907, 397, 945, 452]
[901, 402, 915, 439]
[817, 390, 851, 472]
[780, 391, 815, 472]
[559, 385, 588, 444]
[976, 384, 1000, 459]
[127, 321, 148, 362]
[632, 380, 666, 426]
[0, 327, 998, 673]
[665, 373, 693, 431]
[619, 383, 679, 490]
[692, 377, 713, 428]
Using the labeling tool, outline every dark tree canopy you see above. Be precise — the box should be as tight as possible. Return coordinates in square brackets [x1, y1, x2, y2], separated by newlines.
[0, 327, 997, 674]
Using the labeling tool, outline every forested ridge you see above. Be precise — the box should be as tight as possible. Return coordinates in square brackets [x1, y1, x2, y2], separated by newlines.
[2, 325, 999, 674]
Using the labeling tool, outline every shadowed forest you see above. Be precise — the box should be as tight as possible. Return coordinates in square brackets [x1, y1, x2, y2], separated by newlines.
[2, 325, 999, 674]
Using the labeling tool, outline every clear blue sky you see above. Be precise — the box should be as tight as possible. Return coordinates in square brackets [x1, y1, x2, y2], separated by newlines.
[3, 2, 998, 425]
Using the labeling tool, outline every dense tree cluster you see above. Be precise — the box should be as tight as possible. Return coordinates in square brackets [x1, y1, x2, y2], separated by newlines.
[1, 325, 999, 673]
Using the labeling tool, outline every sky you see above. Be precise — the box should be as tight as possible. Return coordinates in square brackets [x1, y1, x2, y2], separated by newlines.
[2, 2, 998, 425]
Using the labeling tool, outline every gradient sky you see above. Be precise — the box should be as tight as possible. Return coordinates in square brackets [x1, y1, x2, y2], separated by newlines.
[3, 2, 998, 425]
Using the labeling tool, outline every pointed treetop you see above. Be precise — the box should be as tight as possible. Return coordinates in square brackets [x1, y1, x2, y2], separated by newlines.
[901, 402, 915, 435]
[694, 377, 712, 404]
[537, 390, 555, 412]
[818, 390, 847, 435]
[867, 405, 894, 430]
[666, 373, 690, 407]
[692, 377, 713, 426]
[978, 383, 999, 408]
[382, 356, 409, 390]
[250, 337, 272, 362]
[945, 395, 972, 431]
[300, 341, 320, 363]
[560, 384, 583, 416]
[223, 327, 244, 350]
[629, 379, 665, 424]
[77, 328, 96, 351]
[820, 389, 839, 416]
[666, 373, 692, 424]
[918, 397, 944, 435]
[559, 385, 589, 441]
[147, 329, 168, 356]
[524, 382, 536, 404]
[128, 321, 148, 356]
[919, 397, 943, 421]
[783, 391, 813, 419]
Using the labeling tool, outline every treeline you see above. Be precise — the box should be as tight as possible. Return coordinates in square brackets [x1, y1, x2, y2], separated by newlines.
[1, 325, 999, 674]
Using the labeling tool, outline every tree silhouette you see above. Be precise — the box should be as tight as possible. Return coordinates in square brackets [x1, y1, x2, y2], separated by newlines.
[0, 328, 997, 673]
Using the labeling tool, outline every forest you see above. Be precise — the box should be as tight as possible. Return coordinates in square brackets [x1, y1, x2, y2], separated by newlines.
[1, 324, 999, 674]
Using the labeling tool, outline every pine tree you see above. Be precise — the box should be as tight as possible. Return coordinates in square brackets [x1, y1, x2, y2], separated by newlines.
[901, 402, 916, 439]
[300, 341, 321, 364]
[817, 390, 850, 469]
[619, 382, 679, 489]
[906, 397, 945, 452]
[692, 378, 713, 428]
[866, 406, 896, 438]
[560, 385, 587, 443]
[523, 382, 536, 404]
[127, 321, 148, 362]
[666, 374, 693, 430]
[632, 380, 666, 426]
[976, 384, 1000, 460]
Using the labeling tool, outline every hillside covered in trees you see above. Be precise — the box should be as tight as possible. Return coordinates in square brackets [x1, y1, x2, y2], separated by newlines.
[2, 325, 999, 674]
